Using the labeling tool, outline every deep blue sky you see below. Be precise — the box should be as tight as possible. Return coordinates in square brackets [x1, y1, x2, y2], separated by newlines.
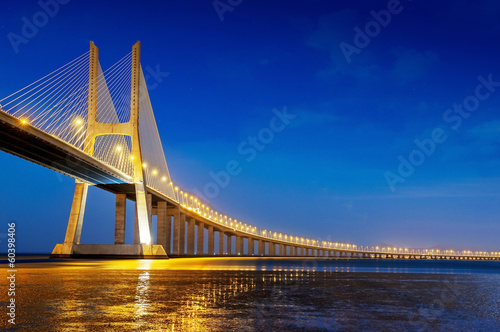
[1, 0, 500, 253]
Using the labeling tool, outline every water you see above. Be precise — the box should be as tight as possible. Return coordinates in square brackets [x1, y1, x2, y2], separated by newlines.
[2, 257, 500, 331]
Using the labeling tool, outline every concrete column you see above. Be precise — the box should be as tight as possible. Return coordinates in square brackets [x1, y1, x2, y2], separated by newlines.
[248, 238, 254, 255]
[114, 194, 127, 244]
[63, 182, 88, 244]
[208, 225, 214, 254]
[187, 217, 195, 255]
[179, 213, 186, 254]
[133, 205, 139, 244]
[219, 231, 225, 254]
[269, 243, 276, 256]
[280, 244, 285, 256]
[258, 240, 265, 256]
[168, 206, 181, 255]
[156, 201, 168, 252]
[236, 236, 242, 255]
[197, 221, 204, 255]
[291, 246, 296, 256]
[227, 234, 232, 254]
[303, 248, 307, 256]
[147, 193, 153, 236]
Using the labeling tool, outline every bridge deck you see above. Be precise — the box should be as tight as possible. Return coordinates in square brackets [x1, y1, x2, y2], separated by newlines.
[0, 111, 132, 184]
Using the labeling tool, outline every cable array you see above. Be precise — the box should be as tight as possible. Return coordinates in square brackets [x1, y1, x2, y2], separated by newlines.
[0, 52, 91, 149]
[138, 66, 176, 199]
[88, 53, 134, 176]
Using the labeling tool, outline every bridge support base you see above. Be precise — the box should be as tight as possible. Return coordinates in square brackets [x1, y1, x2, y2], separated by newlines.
[50, 243, 168, 259]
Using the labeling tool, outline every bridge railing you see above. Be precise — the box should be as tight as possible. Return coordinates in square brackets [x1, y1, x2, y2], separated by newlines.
[165, 183, 500, 258]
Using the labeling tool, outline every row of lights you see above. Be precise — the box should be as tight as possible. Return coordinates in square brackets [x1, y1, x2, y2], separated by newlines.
[155, 177, 500, 257]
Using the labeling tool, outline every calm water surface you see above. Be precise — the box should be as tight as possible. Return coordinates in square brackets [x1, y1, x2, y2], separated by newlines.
[1, 257, 500, 331]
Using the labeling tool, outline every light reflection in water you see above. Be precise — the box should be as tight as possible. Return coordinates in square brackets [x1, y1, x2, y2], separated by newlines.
[7, 257, 500, 331]
[134, 271, 150, 319]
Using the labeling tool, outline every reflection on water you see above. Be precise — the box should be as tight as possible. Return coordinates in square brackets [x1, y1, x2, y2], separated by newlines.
[135, 271, 150, 320]
[1, 257, 499, 331]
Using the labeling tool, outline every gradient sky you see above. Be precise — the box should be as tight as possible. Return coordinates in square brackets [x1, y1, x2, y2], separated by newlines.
[1, 0, 500, 253]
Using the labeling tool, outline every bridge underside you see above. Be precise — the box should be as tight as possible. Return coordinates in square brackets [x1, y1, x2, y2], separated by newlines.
[0, 111, 131, 185]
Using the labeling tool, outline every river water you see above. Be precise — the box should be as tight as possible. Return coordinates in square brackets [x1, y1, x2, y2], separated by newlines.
[1, 257, 500, 331]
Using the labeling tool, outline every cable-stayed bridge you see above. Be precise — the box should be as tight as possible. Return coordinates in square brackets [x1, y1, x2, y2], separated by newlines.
[1, 42, 498, 260]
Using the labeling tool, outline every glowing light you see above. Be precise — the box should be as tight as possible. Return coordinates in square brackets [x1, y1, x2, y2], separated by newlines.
[162, 176, 167, 181]
[152, 170, 157, 175]
[143, 163, 147, 168]
[21, 119, 28, 125]
[116, 146, 122, 152]
[130, 155, 134, 160]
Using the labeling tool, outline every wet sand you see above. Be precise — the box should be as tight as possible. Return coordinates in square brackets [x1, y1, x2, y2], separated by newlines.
[1, 257, 499, 331]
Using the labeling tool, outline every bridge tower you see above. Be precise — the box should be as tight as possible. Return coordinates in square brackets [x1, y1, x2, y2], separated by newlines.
[51, 41, 167, 258]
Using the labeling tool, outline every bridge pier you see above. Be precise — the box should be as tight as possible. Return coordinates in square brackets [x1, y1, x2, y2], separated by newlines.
[156, 201, 170, 254]
[236, 236, 242, 255]
[269, 243, 275, 256]
[51, 183, 167, 259]
[207, 225, 214, 255]
[258, 240, 265, 256]
[50, 182, 88, 257]
[187, 217, 195, 255]
[168, 206, 181, 255]
[114, 194, 127, 244]
[227, 234, 232, 254]
[197, 221, 204, 255]
[180, 213, 186, 254]
[219, 231, 225, 255]
[248, 238, 254, 255]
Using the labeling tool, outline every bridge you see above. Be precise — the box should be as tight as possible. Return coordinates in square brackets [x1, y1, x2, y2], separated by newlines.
[1, 42, 498, 261]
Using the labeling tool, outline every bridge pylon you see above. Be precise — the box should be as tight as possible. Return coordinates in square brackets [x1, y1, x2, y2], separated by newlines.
[51, 41, 167, 258]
